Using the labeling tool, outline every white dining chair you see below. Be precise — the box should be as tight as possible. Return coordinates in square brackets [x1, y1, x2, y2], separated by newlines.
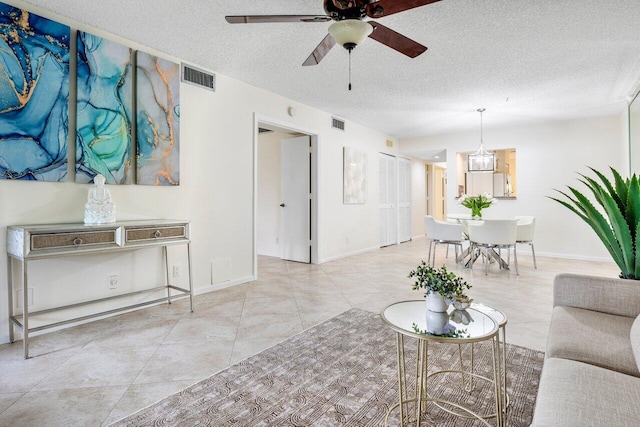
[515, 216, 537, 269]
[424, 215, 465, 267]
[467, 219, 519, 275]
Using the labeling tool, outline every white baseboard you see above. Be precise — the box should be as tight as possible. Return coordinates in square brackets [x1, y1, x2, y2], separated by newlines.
[319, 245, 380, 264]
[193, 275, 255, 295]
[529, 251, 611, 262]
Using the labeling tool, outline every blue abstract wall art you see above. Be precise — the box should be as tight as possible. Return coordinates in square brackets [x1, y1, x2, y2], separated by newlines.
[0, 3, 70, 181]
[136, 51, 180, 186]
[76, 31, 133, 184]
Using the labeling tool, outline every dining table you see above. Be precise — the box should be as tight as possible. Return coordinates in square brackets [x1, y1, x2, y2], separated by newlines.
[446, 215, 512, 270]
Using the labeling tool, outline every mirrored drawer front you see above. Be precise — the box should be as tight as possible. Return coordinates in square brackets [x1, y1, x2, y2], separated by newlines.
[31, 230, 117, 251]
[125, 226, 187, 243]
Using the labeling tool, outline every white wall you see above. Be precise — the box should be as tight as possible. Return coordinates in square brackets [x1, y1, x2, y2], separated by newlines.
[400, 114, 627, 260]
[0, 1, 398, 343]
[319, 130, 398, 262]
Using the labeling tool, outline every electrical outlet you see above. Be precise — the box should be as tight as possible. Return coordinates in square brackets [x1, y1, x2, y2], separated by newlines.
[108, 275, 118, 290]
[16, 288, 33, 308]
[173, 264, 181, 277]
[275, 237, 279, 244]
[346, 236, 350, 244]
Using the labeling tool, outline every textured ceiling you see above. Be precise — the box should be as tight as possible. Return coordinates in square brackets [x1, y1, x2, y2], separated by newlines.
[22, 0, 640, 138]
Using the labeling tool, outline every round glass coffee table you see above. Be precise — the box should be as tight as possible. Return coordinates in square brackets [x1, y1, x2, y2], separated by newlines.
[381, 300, 505, 427]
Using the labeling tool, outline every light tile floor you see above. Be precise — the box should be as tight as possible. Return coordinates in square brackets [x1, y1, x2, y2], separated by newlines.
[0, 239, 618, 426]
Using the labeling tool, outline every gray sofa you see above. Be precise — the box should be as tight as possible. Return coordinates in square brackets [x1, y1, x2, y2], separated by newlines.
[530, 273, 640, 426]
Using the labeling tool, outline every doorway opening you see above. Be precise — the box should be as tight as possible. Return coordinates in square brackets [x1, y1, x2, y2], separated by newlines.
[254, 115, 319, 279]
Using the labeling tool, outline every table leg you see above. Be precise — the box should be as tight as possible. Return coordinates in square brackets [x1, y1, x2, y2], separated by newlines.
[187, 243, 194, 312]
[7, 257, 14, 344]
[22, 260, 29, 359]
[488, 249, 510, 270]
[491, 337, 504, 427]
[395, 333, 407, 425]
[465, 246, 481, 268]
[164, 246, 172, 304]
[501, 325, 508, 419]
[415, 339, 428, 426]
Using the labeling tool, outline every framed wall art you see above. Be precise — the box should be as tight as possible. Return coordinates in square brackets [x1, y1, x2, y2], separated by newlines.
[343, 146, 367, 204]
[0, 3, 70, 181]
[136, 51, 180, 186]
[76, 31, 133, 184]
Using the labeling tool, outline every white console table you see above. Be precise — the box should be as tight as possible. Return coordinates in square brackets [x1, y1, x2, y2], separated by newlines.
[6, 219, 193, 358]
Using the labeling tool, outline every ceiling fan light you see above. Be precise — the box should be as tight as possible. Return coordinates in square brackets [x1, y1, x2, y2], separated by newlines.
[328, 20, 373, 49]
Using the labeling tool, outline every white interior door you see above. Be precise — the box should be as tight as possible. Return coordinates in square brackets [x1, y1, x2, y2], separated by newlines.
[379, 153, 397, 247]
[398, 157, 412, 243]
[280, 136, 311, 263]
[434, 166, 446, 220]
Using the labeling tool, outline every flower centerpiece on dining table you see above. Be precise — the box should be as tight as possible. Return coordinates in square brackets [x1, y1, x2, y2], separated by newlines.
[458, 192, 497, 218]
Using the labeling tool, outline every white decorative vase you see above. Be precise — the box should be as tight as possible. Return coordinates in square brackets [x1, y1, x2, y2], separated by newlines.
[426, 310, 450, 335]
[426, 292, 449, 312]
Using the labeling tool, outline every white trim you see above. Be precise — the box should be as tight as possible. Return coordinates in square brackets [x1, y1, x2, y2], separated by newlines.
[194, 275, 255, 295]
[319, 245, 380, 264]
[253, 114, 321, 280]
[525, 251, 612, 262]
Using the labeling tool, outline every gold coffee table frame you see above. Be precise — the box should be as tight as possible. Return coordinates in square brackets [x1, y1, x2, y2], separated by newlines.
[381, 300, 505, 427]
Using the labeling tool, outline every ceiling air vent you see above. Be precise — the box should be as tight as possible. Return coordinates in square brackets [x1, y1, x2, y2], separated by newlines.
[258, 127, 274, 134]
[332, 117, 345, 131]
[182, 63, 215, 92]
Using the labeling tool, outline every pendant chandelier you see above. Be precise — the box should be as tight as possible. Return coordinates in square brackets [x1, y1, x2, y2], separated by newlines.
[467, 108, 495, 173]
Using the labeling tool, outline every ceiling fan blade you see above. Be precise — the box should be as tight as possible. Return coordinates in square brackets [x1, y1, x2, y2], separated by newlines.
[365, 0, 442, 18]
[225, 15, 331, 24]
[368, 21, 427, 58]
[302, 33, 337, 66]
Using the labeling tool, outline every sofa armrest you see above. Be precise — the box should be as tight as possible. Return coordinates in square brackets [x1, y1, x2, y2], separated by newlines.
[554, 273, 640, 318]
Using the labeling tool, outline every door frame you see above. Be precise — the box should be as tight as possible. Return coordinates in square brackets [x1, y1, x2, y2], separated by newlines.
[253, 114, 320, 279]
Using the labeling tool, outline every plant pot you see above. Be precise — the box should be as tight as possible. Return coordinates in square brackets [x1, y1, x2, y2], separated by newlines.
[426, 292, 449, 312]
[426, 310, 450, 335]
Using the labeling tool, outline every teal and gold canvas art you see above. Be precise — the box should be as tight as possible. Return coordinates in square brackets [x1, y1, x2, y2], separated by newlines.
[0, 3, 70, 181]
[136, 51, 180, 186]
[76, 31, 133, 184]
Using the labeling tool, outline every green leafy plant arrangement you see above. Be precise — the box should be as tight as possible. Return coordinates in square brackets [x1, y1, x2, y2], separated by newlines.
[408, 263, 471, 302]
[412, 322, 469, 338]
[458, 193, 497, 218]
[549, 167, 640, 280]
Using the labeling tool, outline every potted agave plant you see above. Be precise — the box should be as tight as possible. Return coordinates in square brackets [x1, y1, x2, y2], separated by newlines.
[550, 167, 640, 280]
[408, 263, 472, 312]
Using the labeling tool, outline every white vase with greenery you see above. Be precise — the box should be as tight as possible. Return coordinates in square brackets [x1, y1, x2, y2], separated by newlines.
[408, 263, 472, 313]
[426, 291, 448, 312]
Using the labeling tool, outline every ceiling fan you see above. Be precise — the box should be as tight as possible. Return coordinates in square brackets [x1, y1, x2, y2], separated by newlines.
[226, 0, 442, 89]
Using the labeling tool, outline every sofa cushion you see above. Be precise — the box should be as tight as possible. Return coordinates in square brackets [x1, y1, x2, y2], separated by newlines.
[531, 357, 640, 427]
[632, 314, 640, 372]
[546, 306, 638, 377]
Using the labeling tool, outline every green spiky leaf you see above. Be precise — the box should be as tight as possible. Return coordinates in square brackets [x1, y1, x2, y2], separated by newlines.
[550, 167, 640, 279]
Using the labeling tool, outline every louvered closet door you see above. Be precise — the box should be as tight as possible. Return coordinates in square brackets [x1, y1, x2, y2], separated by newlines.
[398, 157, 412, 243]
[379, 153, 397, 247]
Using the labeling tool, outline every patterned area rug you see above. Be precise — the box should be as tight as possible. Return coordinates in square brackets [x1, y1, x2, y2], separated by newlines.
[111, 308, 543, 426]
